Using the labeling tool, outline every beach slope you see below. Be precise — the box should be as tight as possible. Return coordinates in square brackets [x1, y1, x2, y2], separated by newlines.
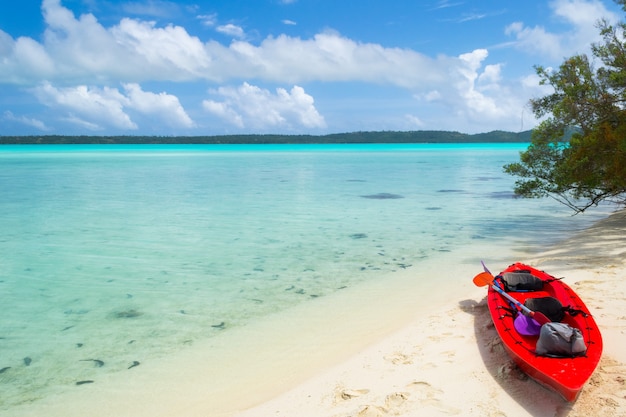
[237, 211, 626, 417]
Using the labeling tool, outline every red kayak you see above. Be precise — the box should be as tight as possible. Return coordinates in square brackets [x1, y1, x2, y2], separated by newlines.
[475, 262, 602, 401]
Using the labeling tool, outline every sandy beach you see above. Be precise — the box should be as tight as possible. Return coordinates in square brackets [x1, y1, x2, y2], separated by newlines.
[237, 210, 626, 417]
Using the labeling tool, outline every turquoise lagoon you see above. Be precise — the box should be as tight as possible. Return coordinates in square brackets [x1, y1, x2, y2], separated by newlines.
[0, 144, 610, 412]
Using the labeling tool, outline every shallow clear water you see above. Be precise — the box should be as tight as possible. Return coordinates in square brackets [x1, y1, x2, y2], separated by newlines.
[0, 143, 610, 410]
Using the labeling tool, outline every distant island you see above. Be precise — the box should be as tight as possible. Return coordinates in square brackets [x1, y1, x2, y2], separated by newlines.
[0, 130, 532, 144]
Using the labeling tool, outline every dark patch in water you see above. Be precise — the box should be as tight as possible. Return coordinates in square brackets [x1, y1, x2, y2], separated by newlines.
[23, 357, 32, 366]
[128, 361, 140, 369]
[349, 233, 368, 239]
[211, 322, 226, 330]
[0, 367, 11, 374]
[347, 179, 367, 182]
[76, 380, 94, 385]
[361, 193, 404, 199]
[437, 189, 465, 193]
[491, 191, 519, 199]
[114, 309, 143, 319]
[425, 207, 442, 211]
[81, 359, 104, 367]
[64, 309, 89, 315]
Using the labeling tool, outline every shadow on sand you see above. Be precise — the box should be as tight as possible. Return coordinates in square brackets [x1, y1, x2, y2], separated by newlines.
[459, 297, 575, 417]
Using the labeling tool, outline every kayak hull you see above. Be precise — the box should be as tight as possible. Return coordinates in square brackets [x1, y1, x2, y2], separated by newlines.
[486, 263, 602, 402]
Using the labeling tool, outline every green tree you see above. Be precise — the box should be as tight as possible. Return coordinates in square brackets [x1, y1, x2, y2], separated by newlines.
[504, 2, 626, 213]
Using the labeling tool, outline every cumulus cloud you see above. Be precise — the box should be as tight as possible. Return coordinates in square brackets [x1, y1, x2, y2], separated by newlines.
[202, 82, 326, 130]
[1, 0, 449, 87]
[455, 50, 507, 118]
[32, 82, 194, 131]
[411, 48, 532, 131]
[0, 0, 611, 134]
[122, 83, 196, 128]
[33, 82, 135, 129]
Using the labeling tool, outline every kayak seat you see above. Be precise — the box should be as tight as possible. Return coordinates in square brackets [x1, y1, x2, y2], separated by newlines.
[524, 296, 565, 322]
[498, 272, 545, 292]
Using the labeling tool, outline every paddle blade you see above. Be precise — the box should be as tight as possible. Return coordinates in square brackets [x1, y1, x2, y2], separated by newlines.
[514, 314, 542, 336]
[473, 271, 495, 287]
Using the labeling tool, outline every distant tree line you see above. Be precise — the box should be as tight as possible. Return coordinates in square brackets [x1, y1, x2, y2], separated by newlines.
[0, 130, 532, 145]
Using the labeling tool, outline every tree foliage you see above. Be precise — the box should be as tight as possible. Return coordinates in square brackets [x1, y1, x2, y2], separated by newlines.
[505, 1, 626, 213]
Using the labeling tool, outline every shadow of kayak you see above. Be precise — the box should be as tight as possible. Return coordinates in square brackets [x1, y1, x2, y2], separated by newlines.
[459, 298, 573, 416]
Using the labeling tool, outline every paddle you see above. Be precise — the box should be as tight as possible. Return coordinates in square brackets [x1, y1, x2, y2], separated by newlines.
[473, 271, 551, 325]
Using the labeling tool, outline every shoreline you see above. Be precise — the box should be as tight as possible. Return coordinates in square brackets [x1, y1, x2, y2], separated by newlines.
[237, 210, 626, 417]
[6, 210, 625, 417]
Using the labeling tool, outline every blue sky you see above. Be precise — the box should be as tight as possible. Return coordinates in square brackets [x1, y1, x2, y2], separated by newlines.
[0, 0, 622, 136]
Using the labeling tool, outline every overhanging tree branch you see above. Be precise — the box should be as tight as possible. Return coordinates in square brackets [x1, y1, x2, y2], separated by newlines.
[504, 4, 626, 213]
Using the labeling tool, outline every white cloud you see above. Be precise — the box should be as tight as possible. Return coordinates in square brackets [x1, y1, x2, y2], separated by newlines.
[505, 22, 564, 60]
[1, 0, 449, 87]
[197, 13, 217, 27]
[203, 100, 244, 128]
[478, 63, 502, 85]
[2, 111, 50, 131]
[505, 0, 619, 60]
[33, 82, 136, 129]
[217, 32, 450, 87]
[0, 0, 612, 135]
[32, 81, 195, 131]
[216, 23, 246, 39]
[282, 19, 297, 26]
[62, 113, 103, 131]
[552, 0, 615, 27]
[202, 82, 326, 130]
[455, 50, 506, 118]
[404, 114, 425, 128]
[410, 48, 533, 132]
[123, 83, 196, 128]
[112, 19, 212, 80]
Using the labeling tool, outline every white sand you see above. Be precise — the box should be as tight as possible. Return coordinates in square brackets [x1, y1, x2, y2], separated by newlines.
[8, 211, 626, 417]
[237, 210, 626, 417]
